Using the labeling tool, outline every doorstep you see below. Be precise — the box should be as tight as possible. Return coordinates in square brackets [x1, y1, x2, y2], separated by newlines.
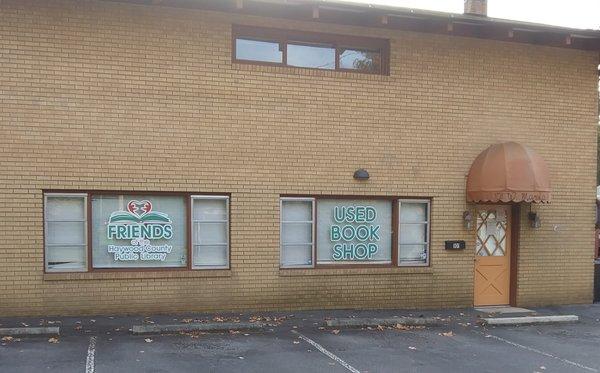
[474, 306, 579, 326]
[474, 306, 536, 315]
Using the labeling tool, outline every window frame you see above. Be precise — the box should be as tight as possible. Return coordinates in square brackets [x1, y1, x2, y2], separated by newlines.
[279, 196, 431, 269]
[42, 191, 231, 273]
[190, 195, 231, 270]
[280, 197, 315, 269]
[232, 25, 390, 75]
[44, 193, 89, 273]
[397, 199, 431, 267]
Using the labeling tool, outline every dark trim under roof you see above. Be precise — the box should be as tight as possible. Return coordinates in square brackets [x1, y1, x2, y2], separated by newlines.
[104, 0, 600, 51]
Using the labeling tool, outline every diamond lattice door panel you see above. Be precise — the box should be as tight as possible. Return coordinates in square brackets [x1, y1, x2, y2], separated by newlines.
[474, 206, 511, 306]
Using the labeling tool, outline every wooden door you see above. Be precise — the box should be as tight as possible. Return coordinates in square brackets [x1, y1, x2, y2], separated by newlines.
[474, 205, 511, 306]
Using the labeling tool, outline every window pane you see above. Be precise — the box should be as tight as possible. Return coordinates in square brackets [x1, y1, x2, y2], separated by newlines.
[400, 202, 428, 223]
[193, 244, 228, 267]
[45, 195, 87, 272]
[236, 38, 283, 63]
[282, 222, 312, 245]
[281, 199, 314, 267]
[46, 196, 85, 221]
[194, 222, 228, 245]
[46, 222, 86, 245]
[399, 244, 428, 263]
[282, 200, 312, 222]
[281, 244, 312, 267]
[46, 245, 86, 271]
[91, 195, 188, 268]
[193, 198, 227, 221]
[287, 43, 335, 69]
[192, 197, 229, 268]
[316, 199, 392, 264]
[400, 223, 427, 245]
[339, 48, 381, 72]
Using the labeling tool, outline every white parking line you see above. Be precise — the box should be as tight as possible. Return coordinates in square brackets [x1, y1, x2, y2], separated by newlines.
[476, 331, 597, 372]
[85, 336, 97, 373]
[291, 330, 361, 373]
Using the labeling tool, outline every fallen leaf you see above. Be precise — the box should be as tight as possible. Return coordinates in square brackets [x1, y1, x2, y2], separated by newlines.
[395, 324, 410, 330]
[440, 331, 454, 337]
[376, 325, 385, 331]
[1, 336, 14, 342]
[144, 338, 153, 343]
[48, 337, 59, 344]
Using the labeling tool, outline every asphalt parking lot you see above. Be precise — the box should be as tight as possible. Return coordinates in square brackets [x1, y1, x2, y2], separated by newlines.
[1, 304, 600, 373]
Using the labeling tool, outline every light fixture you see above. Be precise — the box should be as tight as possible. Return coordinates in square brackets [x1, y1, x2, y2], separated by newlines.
[463, 210, 473, 230]
[353, 169, 369, 180]
[528, 212, 541, 229]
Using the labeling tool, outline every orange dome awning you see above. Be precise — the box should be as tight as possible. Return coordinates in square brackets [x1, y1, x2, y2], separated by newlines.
[466, 142, 551, 203]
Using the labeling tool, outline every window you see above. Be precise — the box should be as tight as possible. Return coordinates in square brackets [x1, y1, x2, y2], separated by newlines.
[287, 42, 335, 69]
[233, 25, 389, 75]
[235, 38, 283, 63]
[398, 200, 430, 266]
[44, 194, 88, 272]
[280, 197, 430, 268]
[316, 199, 392, 265]
[191, 196, 229, 269]
[91, 194, 188, 269]
[43, 192, 230, 272]
[338, 48, 381, 73]
[280, 198, 314, 268]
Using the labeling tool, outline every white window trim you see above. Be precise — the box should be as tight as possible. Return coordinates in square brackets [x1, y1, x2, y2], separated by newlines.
[190, 195, 230, 270]
[398, 199, 430, 267]
[280, 197, 315, 269]
[44, 193, 88, 273]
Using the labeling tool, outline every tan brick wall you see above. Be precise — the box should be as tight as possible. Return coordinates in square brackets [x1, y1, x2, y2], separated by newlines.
[0, 0, 597, 316]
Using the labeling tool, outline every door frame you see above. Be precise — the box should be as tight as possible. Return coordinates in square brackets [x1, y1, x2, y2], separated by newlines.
[508, 203, 520, 307]
[473, 203, 520, 307]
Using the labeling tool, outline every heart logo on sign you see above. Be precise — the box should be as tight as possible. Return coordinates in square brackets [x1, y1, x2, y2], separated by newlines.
[127, 200, 152, 219]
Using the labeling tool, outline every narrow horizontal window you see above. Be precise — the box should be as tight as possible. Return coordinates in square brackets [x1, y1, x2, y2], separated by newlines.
[287, 42, 335, 70]
[338, 48, 381, 73]
[235, 38, 283, 64]
[233, 25, 389, 75]
[44, 194, 88, 272]
[191, 196, 230, 269]
[280, 198, 314, 268]
[398, 200, 430, 266]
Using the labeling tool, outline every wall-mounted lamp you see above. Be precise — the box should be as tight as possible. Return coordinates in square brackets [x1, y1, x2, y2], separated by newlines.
[353, 168, 370, 180]
[528, 212, 541, 229]
[463, 211, 473, 230]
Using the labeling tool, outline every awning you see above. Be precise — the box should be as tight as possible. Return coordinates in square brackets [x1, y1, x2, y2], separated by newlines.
[466, 142, 551, 203]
